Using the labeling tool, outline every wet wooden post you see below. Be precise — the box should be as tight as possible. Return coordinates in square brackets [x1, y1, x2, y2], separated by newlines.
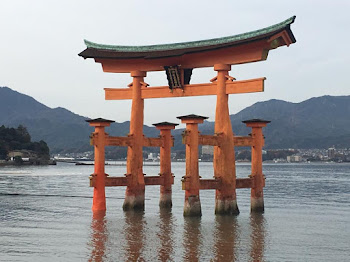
[86, 118, 114, 211]
[243, 119, 270, 213]
[213, 64, 239, 215]
[178, 114, 207, 217]
[123, 71, 147, 211]
[153, 122, 178, 208]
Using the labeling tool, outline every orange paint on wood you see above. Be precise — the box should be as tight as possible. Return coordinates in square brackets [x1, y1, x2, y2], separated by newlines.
[233, 136, 253, 147]
[155, 124, 177, 208]
[198, 134, 223, 146]
[104, 78, 265, 100]
[90, 175, 175, 187]
[213, 64, 239, 215]
[199, 179, 220, 190]
[88, 122, 112, 211]
[96, 40, 268, 73]
[244, 121, 269, 212]
[143, 137, 164, 147]
[236, 178, 254, 189]
[180, 117, 204, 216]
[106, 136, 133, 147]
[123, 71, 146, 210]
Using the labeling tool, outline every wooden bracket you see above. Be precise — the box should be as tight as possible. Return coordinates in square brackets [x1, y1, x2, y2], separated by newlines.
[140, 81, 149, 87]
[182, 130, 190, 145]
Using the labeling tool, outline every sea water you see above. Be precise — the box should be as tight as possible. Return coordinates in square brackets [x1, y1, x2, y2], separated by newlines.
[0, 162, 349, 261]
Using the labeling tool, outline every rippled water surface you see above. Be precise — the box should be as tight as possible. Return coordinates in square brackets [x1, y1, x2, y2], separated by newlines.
[0, 162, 349, 261]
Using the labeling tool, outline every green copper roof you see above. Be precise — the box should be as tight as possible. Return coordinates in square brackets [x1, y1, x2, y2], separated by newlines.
[83, 16, 295, 53]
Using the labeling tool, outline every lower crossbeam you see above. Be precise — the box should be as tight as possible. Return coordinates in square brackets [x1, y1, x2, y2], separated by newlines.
[89, 174, 174, 187]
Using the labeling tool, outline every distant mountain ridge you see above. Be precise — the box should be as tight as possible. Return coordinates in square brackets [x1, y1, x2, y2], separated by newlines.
[0, 87, 155, 153]
[1, 86, 349, 152]
[199, 95, 350, 149]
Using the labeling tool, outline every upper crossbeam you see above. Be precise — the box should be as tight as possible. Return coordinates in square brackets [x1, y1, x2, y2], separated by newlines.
[105, 78, 265, 100]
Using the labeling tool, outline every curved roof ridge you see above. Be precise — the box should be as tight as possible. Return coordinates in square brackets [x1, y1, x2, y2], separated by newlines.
[84, 16, 295, 52]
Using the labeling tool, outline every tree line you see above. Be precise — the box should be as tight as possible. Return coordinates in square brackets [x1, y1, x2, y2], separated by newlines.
[0, 125, 50, 160]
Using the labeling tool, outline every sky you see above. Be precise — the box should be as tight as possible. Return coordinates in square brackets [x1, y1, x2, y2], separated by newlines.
[1, 0, 349, 126]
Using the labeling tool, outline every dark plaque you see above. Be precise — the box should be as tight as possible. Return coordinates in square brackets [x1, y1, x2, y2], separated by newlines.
[164, 66, 183, 90]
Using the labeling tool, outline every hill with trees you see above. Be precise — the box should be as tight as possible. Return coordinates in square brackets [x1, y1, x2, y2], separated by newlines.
[0, 125, 50, 161]
[1, 86, 349, 153]
[198, 95, 350, 149]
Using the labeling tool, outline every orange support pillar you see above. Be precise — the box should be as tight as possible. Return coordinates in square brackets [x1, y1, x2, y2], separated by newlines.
[87, 118, 114, 211]
[243, 119, 270, 213]
[213, 64, 239, 215]
[178, 114, 207, 217]
[153, 122, 178, 208]
[123, 71, 147, 210]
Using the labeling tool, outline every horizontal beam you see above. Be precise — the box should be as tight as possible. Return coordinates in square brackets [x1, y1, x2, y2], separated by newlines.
[105, 176, 128, 186]
[236, 178, 254, 189]
[144, 176, 163, 185]
[182, 177, 256, 190]
[198, 134, 223, 146]
[143, 137, 163, 147]
[90, 176, 128, 187]
[199, 178, 220, 190]
[106, 136, 132, 147]
[187, 134, 252, 147]
[97, 136, 167, 148]
[105, 78, 265, 100]
[233, 136, 253, 147]
[90, 175, 174, 187]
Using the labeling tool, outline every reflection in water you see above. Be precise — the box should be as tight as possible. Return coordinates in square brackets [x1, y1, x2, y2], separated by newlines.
[249, 213, 266, 262]
[213, 216, 238, 262]
[183, 217, 202, 262]
[157, 210, 175, 262]
[87, 210, 266, 261]
[89, 211, 108, 262]
[123, 210, 146, 262]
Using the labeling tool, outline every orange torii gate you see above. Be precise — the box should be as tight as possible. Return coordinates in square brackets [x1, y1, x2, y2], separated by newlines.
[80, 16, 296, 215]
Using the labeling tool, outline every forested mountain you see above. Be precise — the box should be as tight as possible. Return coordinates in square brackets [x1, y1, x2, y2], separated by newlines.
[0, 87, 155, 153]
[199, 96, 350, 149]
[1, 86, 349, 152]
[0, 125, 49, 160]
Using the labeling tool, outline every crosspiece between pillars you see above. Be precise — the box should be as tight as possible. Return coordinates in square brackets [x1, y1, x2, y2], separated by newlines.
[105, 78, 265, 100]
[182, 132, 255, 147]
[90, 134, 172, 147]
[181, 177, 266, 190]
[90, 173, 175, 187]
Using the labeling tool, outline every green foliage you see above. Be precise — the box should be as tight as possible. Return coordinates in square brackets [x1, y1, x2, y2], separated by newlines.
[1, 86, 350, 152]
[14, 156, 23, 165]
[0, 125, 50, 160]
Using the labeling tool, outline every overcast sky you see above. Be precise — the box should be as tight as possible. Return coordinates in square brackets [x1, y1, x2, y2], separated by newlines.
[1, 1, 349, 125]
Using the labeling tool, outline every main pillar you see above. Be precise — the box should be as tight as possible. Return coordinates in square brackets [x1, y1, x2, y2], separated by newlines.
[213, 64, 239, 215]
[243, 119, 270, 213]
[178, 114, 207, 217]
[153, 122, 178, 208]
[87, 118, 114, 211]
[123, 71, 147, 210]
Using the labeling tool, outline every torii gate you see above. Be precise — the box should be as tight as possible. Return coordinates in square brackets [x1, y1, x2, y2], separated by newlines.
[80, 16, 296, 215]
